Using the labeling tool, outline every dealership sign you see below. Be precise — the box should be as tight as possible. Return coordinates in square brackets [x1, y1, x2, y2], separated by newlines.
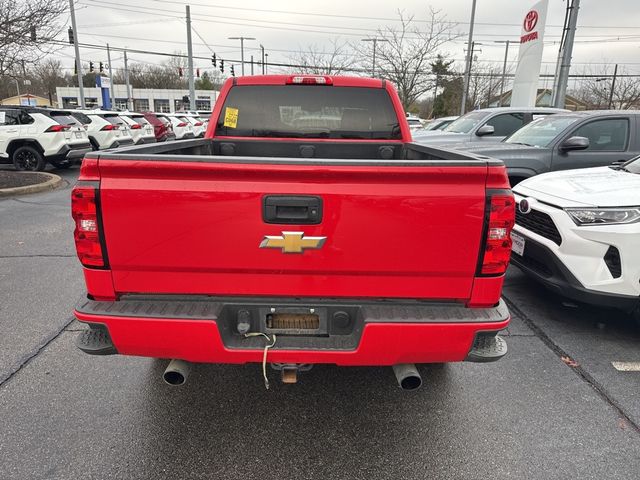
[511, 0, 548, 107]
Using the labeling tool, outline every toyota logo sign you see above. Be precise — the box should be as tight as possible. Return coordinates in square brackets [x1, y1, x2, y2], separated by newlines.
[523, 10, 539, 33]
[519, 199, 532, 214]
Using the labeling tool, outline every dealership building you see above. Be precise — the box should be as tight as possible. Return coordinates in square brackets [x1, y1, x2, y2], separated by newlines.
[55, 84, 220, 112]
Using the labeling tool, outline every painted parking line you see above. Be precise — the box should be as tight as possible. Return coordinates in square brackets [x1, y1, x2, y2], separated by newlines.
[612, 362, 640, 372]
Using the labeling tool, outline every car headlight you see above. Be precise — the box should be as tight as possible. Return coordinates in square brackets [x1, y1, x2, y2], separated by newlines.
[565, 207, 640, 226]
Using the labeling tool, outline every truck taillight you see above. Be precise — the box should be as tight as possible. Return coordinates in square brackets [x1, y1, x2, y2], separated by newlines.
[480, 192, 515, 276]
[72, 185, 106, 268]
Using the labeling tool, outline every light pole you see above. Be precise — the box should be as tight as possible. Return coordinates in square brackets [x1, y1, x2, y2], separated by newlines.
[595, 64, 618, 109]
[495, 40, 511, 106]
[260, 44, 265, 74]
[228, 36, 256, 76]
[460, 0, 478, 115]
[69, 0, 85, 108]
[552, 0, 581, 108]
[265, 53, 269, 74]
[361, 38, 389, 77]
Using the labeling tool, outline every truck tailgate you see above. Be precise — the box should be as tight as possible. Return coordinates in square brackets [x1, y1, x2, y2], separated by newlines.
[98, 158, 488, 301]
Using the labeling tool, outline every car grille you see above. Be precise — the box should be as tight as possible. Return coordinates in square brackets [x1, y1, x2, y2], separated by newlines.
[515, 209, 562, 245]
[604, 246, 622, 278]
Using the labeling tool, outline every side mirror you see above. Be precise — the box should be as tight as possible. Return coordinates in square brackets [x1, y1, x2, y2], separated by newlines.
[476, 124, 495, 136]
[560, 136, 589, 151]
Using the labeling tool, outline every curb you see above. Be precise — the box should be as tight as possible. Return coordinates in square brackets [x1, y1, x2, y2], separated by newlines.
[0, 172, 63, 198]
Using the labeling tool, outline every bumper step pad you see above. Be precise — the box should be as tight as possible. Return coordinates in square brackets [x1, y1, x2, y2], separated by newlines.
[76, 326, 117, 355]
[466, 334, 507, 363]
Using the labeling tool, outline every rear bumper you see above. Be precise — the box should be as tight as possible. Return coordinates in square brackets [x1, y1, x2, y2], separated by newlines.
[51, 143, 92, 161]
[74, 296, 510, 365]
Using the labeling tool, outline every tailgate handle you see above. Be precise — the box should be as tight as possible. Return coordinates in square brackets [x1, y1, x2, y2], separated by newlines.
[263, 196, 323, 224]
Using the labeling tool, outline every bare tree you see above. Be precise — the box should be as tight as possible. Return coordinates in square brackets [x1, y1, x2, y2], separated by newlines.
[354, 9, 459, 109]
[0, 0, 67, 76]
[31, 58, 68, 104]
[288, 38, 355, 75]
[571, 65, 640, 110]
[467, 62, 504, 109]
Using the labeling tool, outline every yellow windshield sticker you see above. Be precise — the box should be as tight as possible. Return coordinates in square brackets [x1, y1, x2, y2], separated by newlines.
[223, 107, 239, 128]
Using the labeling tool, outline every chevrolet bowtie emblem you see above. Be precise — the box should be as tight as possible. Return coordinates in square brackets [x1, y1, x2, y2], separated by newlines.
[260, 231, 326, 254]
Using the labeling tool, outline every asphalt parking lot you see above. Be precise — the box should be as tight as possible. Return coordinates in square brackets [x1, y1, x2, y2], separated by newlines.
[1, 167, 639, 480]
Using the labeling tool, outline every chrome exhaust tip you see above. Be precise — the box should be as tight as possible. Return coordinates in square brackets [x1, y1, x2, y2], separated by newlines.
[163, 359, 191, 386]
[392, 363, 422, 390]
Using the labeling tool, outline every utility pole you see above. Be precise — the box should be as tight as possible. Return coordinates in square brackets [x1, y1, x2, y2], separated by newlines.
[265, 53, 268, 74]
[186, 5, 196, 110]
[260, 44, 265, 74]
[228, 36, 256, 76]
[495, 40, 511, 106]
[462, 42, 481, 111]
[250, 55, 254, 75]
[552, 0, 581, 108]
[361, 38, 389, 77]
[460, 0, 478, 115]
[608, 63, 618, 109]
[69, 0, 85, 108]
[124, 49, 132, 111]
[106, 43, 114, 108]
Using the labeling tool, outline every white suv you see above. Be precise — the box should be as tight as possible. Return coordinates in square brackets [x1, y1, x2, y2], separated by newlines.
[181, 114, 207, 137]
[511, 161, 640, 324]
[70, 110, 134, 150]
[166, 115, 195, 140]
[0, 106, 91, 171]
[118, 113, 157, 145]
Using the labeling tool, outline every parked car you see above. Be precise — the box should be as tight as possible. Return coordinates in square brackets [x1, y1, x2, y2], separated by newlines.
[462, 111, 640, 185]
[118, 113, 157, 145]
[0, 106, 90, 171]
[178, 114, 206, 138]
[510, 157, 640, 325]
[167, 114, 195, 140]
[142, 112, 176, 142]
[413, 107, 567, 145]
[406, 115, 425, 131]
[73, 74, 514, 390]
[70, 110, 134, 151]
[422, 116, 458, 131]
[196, 110, 212, 121]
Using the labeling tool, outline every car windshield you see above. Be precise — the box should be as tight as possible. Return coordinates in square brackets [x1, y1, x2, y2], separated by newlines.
[443, 111, 487, 134]
[505, 115, 580, 147]
[215, 85, 401, 140]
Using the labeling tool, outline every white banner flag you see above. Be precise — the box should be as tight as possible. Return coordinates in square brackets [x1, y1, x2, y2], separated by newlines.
[511, 0, 548, 107]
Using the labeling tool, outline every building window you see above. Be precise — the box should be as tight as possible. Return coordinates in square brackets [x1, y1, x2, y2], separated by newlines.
[134, 99, 149, 111]
[195, 99, 210, 110]
[62, 97, 78, 109]
[154, 99, 170, 113]
[114, 98, 128, 110]
[85, 97, 99, 108]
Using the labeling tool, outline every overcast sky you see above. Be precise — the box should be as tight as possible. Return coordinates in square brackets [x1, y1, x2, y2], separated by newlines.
[63, 0, 640, 84]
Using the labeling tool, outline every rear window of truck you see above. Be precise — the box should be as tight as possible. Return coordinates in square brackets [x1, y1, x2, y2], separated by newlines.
[215, 85, 401, 140]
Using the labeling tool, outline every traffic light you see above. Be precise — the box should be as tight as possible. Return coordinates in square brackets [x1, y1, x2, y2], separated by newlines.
[230, 65, 235, 77]
[211, 54, 216, 67]
[178, 67, 183, 77]
[68, 27, 74, 45]
[89, 61, 94, 72]
[196, 68, 200, 78]
[220, 59, 224, 73]
[99, 62, 104, 73]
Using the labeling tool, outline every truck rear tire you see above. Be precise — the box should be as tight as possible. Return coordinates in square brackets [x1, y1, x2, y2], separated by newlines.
[12, 145, 46, 171]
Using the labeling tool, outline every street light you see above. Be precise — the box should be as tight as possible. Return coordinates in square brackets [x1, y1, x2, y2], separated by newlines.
[361, 38, 389, 77]
[260, 44, 266, 74]
[228, 36, 256, 76]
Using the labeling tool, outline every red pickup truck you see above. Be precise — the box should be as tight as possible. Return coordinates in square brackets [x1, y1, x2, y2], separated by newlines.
[72, 75, 514, 390]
